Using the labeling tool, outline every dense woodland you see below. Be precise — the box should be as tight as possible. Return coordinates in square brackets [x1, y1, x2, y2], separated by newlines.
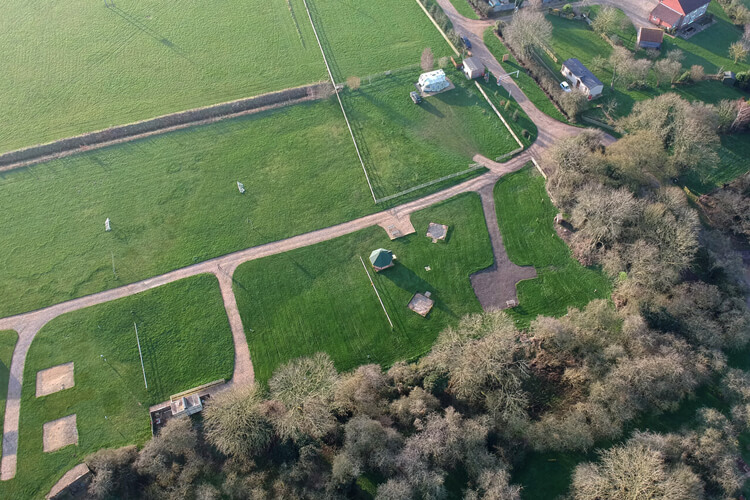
[75, 87, 750, 499]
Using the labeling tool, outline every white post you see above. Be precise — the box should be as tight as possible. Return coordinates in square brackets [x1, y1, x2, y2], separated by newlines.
[359, 257, 394, 329]
[134, 323, 148, 389]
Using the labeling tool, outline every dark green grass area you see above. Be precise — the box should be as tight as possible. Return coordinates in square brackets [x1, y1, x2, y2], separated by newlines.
[0, 0, 327, 152]
[233, 193, 493, 383]
[448, 0, 479, 20]
[0, 99, 377, 319]
[0, 330, 18, 439]
[1, 274, 233, 499]
[483, 28, 569, 123]
[681, 132, 750, 195]
[494, 166, 611, 326]
[342, 68, 520, 198]
[307, 0, 452, 80]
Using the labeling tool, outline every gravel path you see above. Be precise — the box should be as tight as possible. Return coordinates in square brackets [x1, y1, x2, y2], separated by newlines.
[0, 1, 618, 480]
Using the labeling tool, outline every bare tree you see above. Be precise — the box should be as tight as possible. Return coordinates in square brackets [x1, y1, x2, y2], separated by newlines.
[729, 41, 749, 64]
[504, 9, 553, 59]
[608, 46, 632, 88]
[591, 5, 619, 37]
[203, 385, 273, 458]
[654, 57, 682, 87]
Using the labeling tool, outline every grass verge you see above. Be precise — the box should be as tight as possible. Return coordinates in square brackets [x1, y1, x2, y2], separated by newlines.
[448, 0, 480, 20]
[0, 330, 18, 439]
[494, 165, 611, 326]
[1, 274, 233, 499]
[233, 193, 493, 383]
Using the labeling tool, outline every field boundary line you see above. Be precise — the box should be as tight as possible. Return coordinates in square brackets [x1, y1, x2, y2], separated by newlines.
[375, 164, 485, 203]
[359, 256, 394, 329]
[0, 83, 331, 172]
[301, 0, 377, 203]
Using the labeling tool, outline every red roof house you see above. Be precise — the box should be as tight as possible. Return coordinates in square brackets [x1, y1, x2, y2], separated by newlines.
[649, 0, 711, 29]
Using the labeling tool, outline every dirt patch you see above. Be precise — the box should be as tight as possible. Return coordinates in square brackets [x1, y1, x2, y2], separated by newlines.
[43, 414, 78, 453]
[378, 212, 416, 240]
[426, 222, 449, 243]
[408, 293, 435, 317]
[36, 362, 74, 397]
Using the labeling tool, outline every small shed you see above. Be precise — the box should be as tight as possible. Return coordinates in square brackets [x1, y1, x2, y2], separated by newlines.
[462, 57, 484, 79]
[561, 58, 604, 98]
[637, 27, 664, 49]
[369, 248, 395, 272]
[418, 70, 450, 93]
[723, 71, 736, 86]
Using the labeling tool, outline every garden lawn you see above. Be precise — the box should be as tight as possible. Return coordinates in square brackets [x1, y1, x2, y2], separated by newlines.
[542, 10, 749, 119]
[483, 28, 568, 123]
[585, 5, 637, 52]
[680, 132, 750, 194]
[1, 274, 234, 499]
[342, 67, 519, 198]
[0, 99, 377, 319]
[448, 0, 479, 20]
[0, 330, 18, 440]
[307, 0, 452, 80]
[0, 0, 326, 153]
[494, 166, 611, 326]
[233, 193, 493, 383]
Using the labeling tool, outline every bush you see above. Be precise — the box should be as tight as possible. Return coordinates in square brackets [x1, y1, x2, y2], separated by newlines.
[512, 110, 519, 122]
[522, 129, 530, 139]
[504, 100, 511, 111]
[736, 71, 750, 91]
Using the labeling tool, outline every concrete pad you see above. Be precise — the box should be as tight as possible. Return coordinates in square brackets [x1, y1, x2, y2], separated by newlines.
[426, 223, 448, 243]
[43, 415, 78, 453]
[408, 293, 435, 317]
[378, 213, 416, 240]
[36, 362, 74, 398]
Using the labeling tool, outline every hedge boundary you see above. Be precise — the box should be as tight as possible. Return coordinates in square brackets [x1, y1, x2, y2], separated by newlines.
[0, 82, 332, 171]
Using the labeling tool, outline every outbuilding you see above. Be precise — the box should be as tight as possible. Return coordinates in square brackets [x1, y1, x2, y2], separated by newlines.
[369, 248, 395, 272]
[637, 27, 664, 49]
[561, 58, 604, 98]
[462, 57, 484, 79]
[417, 70, 450, 93]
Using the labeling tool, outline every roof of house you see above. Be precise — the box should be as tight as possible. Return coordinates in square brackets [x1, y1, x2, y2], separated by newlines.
[369, 248, 393, 268]
[650, 3, 684, 26]
[660, 0, 710, 15]
[638, 27, 665, 44]
[562, 58, 603, 89]
[463, 57, 482, 72]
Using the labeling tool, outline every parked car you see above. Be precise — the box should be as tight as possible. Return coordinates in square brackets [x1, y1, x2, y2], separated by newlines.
[461, 36, 472, 49]
[410, 91, 422, 104]
[560, 81, 572, 92]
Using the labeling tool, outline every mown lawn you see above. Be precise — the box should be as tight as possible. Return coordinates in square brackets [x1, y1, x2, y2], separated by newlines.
[680, 132, 750, 194]
[0, 0, 326, 153]
[494, 166, 611, 326]
[307, 0, 453, 81]
[585, 5, 638, 52]
[448, 0, 479, 20]
[0, 99, 377, 319]
[342, 67, 520, 198]
[0, 330, 18, 440]
[1, 274, 233, 499]
[233, 193, 494, 383]
[483, 28, 569, 123]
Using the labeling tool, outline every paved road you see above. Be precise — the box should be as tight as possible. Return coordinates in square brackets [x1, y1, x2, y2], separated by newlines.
[0, 1, 615, 482]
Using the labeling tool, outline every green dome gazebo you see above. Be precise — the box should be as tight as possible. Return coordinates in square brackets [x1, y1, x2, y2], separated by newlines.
[369, 248, 395, 272]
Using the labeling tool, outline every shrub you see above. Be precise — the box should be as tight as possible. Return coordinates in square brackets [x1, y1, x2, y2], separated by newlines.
[512, 110, 519, 122]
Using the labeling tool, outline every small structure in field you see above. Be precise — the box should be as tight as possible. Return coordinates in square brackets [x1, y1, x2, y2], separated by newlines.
[104, 218, 111, 232]
[426, 223, 449, 243]
[637, 27, 664, 49]
[417, 69, 453, 95]
[170, 394, 203, 417]
[237, 181, 246, 194]
[462, 57, 484, 79]
[723, 71, 736, 86]
[408, 292, 435, 317]
[369, 248, 395, 272]
[561, 58, 603, 98]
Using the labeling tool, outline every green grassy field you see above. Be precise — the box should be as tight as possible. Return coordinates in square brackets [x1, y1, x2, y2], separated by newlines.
[0, 0, 326, 153]
[494, 166, 611, 326]
[342, 67, 520, 198]
[308, 0, 452, 81]
[483, 28, 569, 123]
[0, 99, 379, 319]
[0, 330, 18, 440]
[233, 193, 493, 382]
[448, 0, 480, 20]
[1, 274, 233, 499]
[681, 132, 750, 194]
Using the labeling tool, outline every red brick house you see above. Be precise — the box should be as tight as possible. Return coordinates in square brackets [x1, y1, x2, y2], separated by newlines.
[649, 0, 711, 29]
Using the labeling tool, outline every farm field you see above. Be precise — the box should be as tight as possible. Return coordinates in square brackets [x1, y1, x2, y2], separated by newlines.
[0, 0, 326, 153]
[342, 68, 521, 198]
[233, 193, 493, 382]
[483, 28, 569, 123]
[0, 99, 378, 319]
[0, 331, 18, 440]
[494, 166, 611, 326]
[307, 0, 452, 81]
[1, 274, 234, 499]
